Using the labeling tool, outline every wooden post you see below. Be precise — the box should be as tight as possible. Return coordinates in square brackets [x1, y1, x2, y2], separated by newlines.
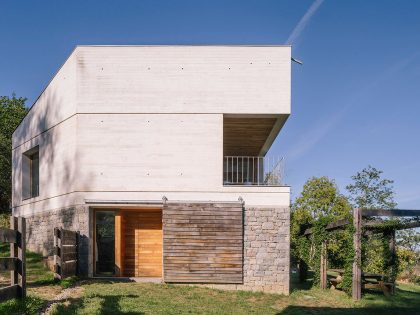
[10, 216, 18, 290]
[76, 231, 80, 276]
[320, 241, 327, 289]
[388, 229, 396, 294]
[54, 228, 61, 280]
[352, 208, 362, 301]
[17, 217, 26, 298]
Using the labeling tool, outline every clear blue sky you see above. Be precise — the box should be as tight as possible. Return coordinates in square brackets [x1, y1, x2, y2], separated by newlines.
[1, 0, 420, 208]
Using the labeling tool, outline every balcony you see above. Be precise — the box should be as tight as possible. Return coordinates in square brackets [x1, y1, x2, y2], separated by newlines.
[223, 156, 284, 186]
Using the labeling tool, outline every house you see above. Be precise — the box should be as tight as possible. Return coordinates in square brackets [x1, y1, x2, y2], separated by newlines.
[12, 45, 291, 294]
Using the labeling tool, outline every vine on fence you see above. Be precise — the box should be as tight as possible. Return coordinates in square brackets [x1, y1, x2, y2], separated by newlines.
[294, 216, 405, 296]
[362, 219, 402, 284]
[294, 216, 354, 294]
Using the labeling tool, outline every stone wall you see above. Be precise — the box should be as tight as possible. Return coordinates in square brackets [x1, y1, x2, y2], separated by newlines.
[24, 205, 90, 276]
[242, 207, 290, 294]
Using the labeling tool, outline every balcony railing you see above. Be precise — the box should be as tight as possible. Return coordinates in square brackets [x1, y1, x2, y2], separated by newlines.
[223, 156, 284, 186]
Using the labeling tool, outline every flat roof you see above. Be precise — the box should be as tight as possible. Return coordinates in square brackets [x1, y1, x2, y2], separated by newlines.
[76, 44, 292, 47]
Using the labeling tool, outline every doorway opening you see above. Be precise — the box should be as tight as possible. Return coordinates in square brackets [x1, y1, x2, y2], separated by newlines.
[94, 208, 163, 278]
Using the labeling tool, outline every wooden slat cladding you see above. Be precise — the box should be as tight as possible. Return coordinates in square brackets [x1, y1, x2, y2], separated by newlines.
[163, 202, 243, 284]
[224, 117, 277, 156]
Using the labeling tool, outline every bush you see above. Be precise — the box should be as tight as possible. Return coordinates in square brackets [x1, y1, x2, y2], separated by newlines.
[0, 213, 10, 228]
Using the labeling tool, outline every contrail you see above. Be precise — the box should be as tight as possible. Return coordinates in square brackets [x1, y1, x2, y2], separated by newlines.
[286, 0, 324, 45]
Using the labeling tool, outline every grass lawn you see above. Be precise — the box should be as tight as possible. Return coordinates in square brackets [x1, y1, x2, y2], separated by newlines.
[0, 244, 419, 314]
[50, 280, 420, 315]
[0, 243, 75, 314]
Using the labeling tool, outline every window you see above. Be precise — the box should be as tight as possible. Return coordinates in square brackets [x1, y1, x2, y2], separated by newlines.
[22, 146, 39, 199]
[95, 211, 115, 276]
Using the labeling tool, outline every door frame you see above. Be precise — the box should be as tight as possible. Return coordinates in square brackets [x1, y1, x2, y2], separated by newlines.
[93, 208, 118, 277]
[92, 206, 163, 278]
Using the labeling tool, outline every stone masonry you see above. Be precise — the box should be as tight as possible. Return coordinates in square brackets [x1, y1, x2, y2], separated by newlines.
[242, 207, 290, 294]
[24, 205, 90, 276]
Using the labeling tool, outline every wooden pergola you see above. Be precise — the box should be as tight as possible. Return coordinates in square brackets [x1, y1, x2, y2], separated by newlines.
[303, 208, 420, 301]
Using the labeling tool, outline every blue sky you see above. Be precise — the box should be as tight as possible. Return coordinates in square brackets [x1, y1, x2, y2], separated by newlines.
[1, 0, 419, 208]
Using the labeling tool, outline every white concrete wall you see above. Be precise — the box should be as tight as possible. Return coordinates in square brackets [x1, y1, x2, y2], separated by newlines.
[12, 46, 291, 215]
[12, 51, 78, 216]
[13, 52, 77, 148]
[12, 116, 78, 216]
[75, 46, 291, 115]
[13, 187, 291, 217]
[75, 113, 222, 192]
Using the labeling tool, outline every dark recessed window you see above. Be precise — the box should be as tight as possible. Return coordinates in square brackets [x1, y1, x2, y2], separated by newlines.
[22, 146, 39, 199]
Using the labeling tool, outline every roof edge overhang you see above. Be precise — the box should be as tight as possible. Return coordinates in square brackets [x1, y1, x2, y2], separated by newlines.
[259, 114, 290, 156]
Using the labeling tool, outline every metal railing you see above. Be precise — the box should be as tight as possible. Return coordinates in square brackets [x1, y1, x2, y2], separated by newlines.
[223, 156, 284, 186]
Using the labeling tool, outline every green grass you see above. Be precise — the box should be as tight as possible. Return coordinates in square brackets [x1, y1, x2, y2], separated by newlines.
[0, 296, 45, 314]
[0, 243, 55, 285]
[53, 281, 283, 315]
[50, 280, 420, 315]
[0, 243, 74, 314]
[0, 242, 419, 315]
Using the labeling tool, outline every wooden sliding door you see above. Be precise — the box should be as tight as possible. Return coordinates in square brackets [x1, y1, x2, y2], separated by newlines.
[163, 202, 244, 283]
[122, 209, 163, 277]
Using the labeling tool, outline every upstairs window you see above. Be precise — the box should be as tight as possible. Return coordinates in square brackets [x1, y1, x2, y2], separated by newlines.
[22, 146, 39, 199]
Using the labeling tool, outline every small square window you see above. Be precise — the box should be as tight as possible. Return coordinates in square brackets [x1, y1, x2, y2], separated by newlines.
[22, 146, 39, 199]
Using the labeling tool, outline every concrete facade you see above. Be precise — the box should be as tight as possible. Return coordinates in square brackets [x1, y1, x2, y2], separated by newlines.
[12, 46, 291, 216]
[12, 46, 292, 294]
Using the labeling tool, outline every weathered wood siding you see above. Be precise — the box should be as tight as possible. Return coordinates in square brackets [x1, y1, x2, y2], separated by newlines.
[163, 202, 243, 283]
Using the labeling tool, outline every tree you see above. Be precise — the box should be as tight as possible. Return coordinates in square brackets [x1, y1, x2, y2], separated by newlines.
[292, 176, 352, 224]
[0, 94, 27, 212]
[291, 177, 352, 265]
[346, 165, 397, 209]
[346, 166, 406, 279]
[397, 228, 420, 253]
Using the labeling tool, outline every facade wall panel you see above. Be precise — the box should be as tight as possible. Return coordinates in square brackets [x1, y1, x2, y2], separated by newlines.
[163, 202, 243, 283]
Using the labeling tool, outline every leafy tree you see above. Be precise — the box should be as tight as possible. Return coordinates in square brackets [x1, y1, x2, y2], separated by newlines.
[397, 228, 420, 253]
[346, 166, 410, 280]
[292, 176, 351, 225]
[291, 177, 352, 269]
[397, 228, 420, 278]
[346, 165, 397, 209]
[0, 94, 27, 213]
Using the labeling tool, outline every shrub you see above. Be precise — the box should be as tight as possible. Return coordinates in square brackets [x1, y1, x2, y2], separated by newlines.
[0, 213, 10, 228]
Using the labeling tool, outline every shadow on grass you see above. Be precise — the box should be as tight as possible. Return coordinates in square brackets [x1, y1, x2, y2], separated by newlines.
[288, 269, 420, 315]
[54, 294, 143, 315]
[278, 305, 420, 315]
[362, 285, 420, 309]
[29, 278, 58, 287]
[290, 271, 314, 292]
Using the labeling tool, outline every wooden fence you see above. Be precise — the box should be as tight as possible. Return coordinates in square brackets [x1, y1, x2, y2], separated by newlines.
[303, 208, 420, 300]
[54, 228, 79, 280]
[0, 216, 26, 302]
